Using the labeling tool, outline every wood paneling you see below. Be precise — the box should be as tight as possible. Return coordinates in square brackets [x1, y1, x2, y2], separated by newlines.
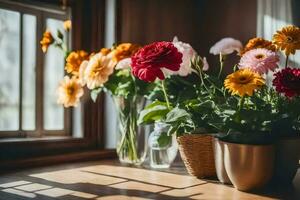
[116, 0, 257, 73]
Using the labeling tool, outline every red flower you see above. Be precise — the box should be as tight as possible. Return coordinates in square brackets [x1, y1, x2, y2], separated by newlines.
[273, 67, 300, 98]
[131, 41, 182, 82]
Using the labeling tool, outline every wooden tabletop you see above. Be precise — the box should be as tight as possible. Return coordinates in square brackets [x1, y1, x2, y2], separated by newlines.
[0, 159, 299, 200]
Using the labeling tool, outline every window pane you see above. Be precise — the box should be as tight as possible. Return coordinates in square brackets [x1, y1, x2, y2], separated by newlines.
[22, 14, 36, 130]
[43, 18, 65, 130]
[0, 9, 20, 131]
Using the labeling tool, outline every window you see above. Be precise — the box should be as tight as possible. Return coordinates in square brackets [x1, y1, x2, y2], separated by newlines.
[0, 0, 74, 138]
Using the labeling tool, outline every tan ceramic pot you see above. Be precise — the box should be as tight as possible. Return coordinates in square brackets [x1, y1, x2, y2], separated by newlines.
[213, 138, 232, 184]
[272, 137, 300, 184]
[223, 141, 275, 191]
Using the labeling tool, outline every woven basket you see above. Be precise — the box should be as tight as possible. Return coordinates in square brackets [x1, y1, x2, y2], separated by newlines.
[177, 134, 216, 178]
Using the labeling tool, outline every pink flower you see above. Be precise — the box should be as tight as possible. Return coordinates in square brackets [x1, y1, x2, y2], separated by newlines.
[209, 37, 243, 55]
[163, 37, 197, 77]
[238, 48, 279, 74]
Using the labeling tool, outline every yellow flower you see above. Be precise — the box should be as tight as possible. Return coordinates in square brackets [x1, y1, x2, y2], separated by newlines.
[84, 51, 117, 89]
[224, 69, 265, 97]
[113, 43, 140, 62]
[63, 20, 72, 31]
[241, 37, 276, 55]
[40, 30, 54, 53]
[272, 25, 300, 55]
[65, 50, 89, 76]
[57, 76, 84, 107]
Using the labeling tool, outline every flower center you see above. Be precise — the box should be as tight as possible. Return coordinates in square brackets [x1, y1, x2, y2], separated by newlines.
[67, 86, 75, 96]
[255, 54, 265, 59]
[238, 76, 250, 84]
[286, 36, 293, 42]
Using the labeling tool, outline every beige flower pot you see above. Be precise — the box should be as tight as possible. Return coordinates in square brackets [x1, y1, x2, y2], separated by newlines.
[223, 141, 275, 191]
[213, 138, 232, 184]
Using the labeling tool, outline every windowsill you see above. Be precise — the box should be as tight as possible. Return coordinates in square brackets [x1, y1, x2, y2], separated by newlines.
[0, 136, 76, 143]
[0, 150, 117, 172]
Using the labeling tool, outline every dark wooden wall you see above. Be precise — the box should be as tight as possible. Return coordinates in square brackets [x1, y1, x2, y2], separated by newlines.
[116, 0, 257, 73]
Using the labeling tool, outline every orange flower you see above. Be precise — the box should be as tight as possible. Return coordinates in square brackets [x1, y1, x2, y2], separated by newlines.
[57, 76, 84, 107]
[63, 20, 72, 31]
[100, 48, 111, 56]
[241, 37, 276, 55]
[113, 43, 140, 62]
[224, 69, 265, 97]
[40, 30, 54, 53]
[273, 25, 300, 56]
[65, 50, 89, 76]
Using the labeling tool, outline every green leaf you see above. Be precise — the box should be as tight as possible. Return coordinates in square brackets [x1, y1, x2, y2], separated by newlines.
[57, 30, 64, 40]
[91, 87, 102, 102]
[137, 101, 170, 125]
[157, 132, 172, 147]
[165, 107, 190, 123]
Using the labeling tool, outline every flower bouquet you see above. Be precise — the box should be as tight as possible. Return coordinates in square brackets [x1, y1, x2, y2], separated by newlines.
[41, 21, 155, 165]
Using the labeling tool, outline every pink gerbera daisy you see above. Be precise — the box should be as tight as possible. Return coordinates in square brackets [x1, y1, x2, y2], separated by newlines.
[238, 48, 279, 74]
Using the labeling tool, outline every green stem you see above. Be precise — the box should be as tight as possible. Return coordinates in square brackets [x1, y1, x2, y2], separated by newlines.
[129, 103, 138, 162]
[161, 80, 170, 109]
[239, 96, 245, 111]
[285, 54, 289, 68]
[194, 60, 210, 93]
[218, 53, 225, 78]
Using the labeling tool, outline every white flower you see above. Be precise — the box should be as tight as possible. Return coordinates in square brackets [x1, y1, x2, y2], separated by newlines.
[209, 37, 243, 55]
[115, 58, 131, 70]
[163, 36, 197, 77]
[84, 52, 116, 89]
[78, 60, 88, 86]
[202, 57, 209, 71]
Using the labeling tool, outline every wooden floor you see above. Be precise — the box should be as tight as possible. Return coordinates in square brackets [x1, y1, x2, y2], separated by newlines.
[0, 159, 299, 200]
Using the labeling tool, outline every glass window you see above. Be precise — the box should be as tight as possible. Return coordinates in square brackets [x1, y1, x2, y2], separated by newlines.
[43, 18, 65, 130]
[22, 14, 37, 131]
[0, 8, 20, 131]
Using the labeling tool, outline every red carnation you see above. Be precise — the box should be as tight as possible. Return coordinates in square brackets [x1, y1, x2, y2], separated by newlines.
[131, 41, 182, 82]
[273, 67, 300, 98]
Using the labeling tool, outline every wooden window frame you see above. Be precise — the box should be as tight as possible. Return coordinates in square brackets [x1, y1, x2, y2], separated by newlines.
[0, 0, 72, 138]
[0, 0, 111, 163]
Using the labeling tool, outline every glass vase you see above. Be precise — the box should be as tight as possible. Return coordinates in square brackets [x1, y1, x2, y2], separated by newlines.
[114, 96, 149, 165]
[148, 122, 178, 168]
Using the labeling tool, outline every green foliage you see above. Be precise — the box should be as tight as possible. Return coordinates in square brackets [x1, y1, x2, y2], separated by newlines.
[137, 100, 170, 125]
[157, 132, 172, 147]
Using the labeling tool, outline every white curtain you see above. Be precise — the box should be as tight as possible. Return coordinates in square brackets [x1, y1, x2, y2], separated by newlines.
[257, 0, 300, 69]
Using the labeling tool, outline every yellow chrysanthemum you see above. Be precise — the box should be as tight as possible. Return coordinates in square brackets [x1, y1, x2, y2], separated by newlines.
[113, 43, 140, 62]
[40, 30, 54, 53]
[224, 69, 265, 97]
[57, 76, 84, 107]
[240, 37, 276, 55]
[63, 20, 72, 31]
[65, 50, 89, 76]
[84, 52, 117, 89]
[272, 25, 300, 56]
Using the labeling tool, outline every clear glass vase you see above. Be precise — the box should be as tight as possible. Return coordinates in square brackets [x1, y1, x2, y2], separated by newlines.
[148, 122, 178, 168]
[114, 96, 149, 165]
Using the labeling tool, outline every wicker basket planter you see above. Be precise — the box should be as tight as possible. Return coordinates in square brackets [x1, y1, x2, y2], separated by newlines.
[177, 134, 216, 178]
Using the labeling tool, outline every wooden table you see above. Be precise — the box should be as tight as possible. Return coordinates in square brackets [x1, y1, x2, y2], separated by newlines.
[0, 159, 299, 200]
